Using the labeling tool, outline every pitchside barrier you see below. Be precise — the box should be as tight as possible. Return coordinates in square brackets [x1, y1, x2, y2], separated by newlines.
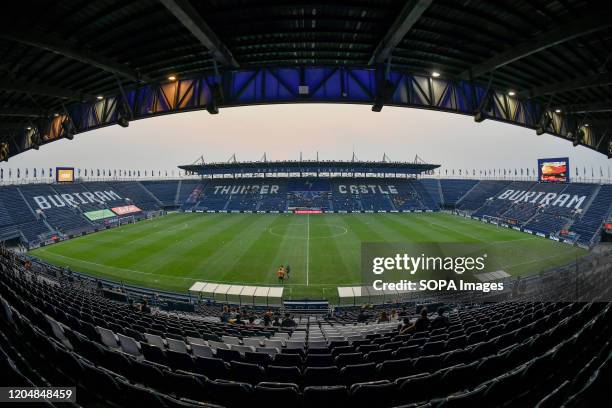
[337, 285, 413, 306]
[189, 281, 284, 306]
[474, 214, 582, 247]
[191, 209, 435, 214]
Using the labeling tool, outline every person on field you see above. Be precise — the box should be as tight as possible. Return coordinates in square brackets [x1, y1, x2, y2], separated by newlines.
[285, 264, 291, 279]
[277, 266, 285, 283]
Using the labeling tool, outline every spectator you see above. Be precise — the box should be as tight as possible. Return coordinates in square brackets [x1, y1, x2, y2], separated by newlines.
[414, 308, 430, 331]
[357, 309, 369, 323]
[398, 316, 411, 332]
[272, 316, 281, 327]
[378, 311, 390, 323]
[220, 306, 230, 323]
[233, 312, 243, 325]
[137, 299, 150, 314]
[263, 309, 273, 326]
[398, 306, 408, 317]
[430, 307, 449, 330]
[400, 308, 430, 334]
[281, 312, 296, 328]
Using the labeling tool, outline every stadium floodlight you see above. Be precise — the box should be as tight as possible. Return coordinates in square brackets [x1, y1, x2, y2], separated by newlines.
[555, 109, 562, 113]
[167, 75, 176, 81]
[507, 91, 516, 96]
[96, 95, 104, 100]
[431, 71, 441, 78]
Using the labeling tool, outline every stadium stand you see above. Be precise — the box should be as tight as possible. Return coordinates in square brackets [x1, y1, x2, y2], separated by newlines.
[456, 180, 511, 211]
[439, 180, 479, 207]
[1, 178, 612, 248]
[1, 247, 610, 407]
[19, 185, 93, 235]
[140, 181, 180, 207]
[570, 185, 612, 245]
[419, 179, 443, 209]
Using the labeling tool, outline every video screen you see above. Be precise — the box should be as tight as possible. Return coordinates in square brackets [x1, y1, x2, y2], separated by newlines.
[538, 158, 569, 182]
[56, 167, 75, 183]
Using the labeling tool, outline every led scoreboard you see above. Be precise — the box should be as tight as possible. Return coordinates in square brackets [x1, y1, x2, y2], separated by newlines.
[538, 158, 569, 183]
[56, 167, 75, 183]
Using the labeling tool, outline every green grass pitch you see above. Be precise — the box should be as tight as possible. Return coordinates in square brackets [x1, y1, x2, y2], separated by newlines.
[29, 213, 587, 300]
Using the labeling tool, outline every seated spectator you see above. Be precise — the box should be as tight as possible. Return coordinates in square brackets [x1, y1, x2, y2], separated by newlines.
[220, 306, 230, 323]
[398, 317, 411, 332]
[400, 308, 430, 334]
[430, 307, 449, 330]
[377, 311, 390, 323]
[281, 312, 296, 327]
[357, 309, 369, 322]
[233, 313, 243, 325]
[263, 309, 273, 326]
[398, 306, 408, 317]
[272, 316, 281, 327]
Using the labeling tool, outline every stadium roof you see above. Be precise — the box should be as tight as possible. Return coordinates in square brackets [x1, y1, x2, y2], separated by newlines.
[179, 159, 440, 176]
[1, 0, 611, 159]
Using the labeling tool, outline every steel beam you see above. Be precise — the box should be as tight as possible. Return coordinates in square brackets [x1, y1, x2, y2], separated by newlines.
[520, 72, 612, 98]
[0, 78, 84, 100]
[0, 123, 27, 131]
[368, 0, 432, 65]
[160, 0, 239, 68]
[0, 30, 147, 83]
[566, 101, 612, 114]
[0, 107, 47, 117]
[460, 13, 612, 79]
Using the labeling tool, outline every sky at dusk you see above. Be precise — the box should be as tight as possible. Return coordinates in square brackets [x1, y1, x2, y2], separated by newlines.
[1, 104, 610, 177]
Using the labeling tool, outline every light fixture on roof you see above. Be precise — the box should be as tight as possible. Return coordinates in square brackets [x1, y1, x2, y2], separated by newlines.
[26, 126, 32, 130]
[507, 91, 516, 96]
[96, 95, 104, 100]
[431, 71, 441, 78]
[555, 109, 561, 113]
[584, 123, 589, 127]
[53, 113, 59, 117]
[168, 75, 177, 81]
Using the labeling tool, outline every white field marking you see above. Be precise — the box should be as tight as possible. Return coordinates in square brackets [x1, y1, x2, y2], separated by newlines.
[267, 224, 347, 239]
[498, 251, 582, 270]
[35, 248, 340, 287]
[34, 249, 194, 280]
[416, 215, 538, 244]
[306, 213, 310, 286]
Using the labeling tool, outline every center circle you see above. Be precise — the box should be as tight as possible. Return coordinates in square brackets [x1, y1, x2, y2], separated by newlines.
[267, 224, 348, 239]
